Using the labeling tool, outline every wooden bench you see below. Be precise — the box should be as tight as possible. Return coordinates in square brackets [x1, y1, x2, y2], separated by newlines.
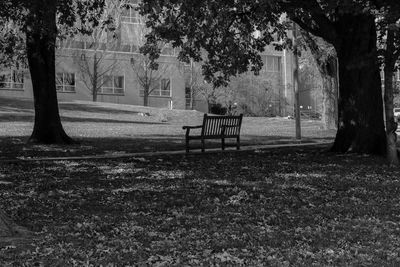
[182, 114, 243, 152]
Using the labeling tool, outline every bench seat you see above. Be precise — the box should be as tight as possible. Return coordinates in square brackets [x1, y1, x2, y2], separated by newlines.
[183, 114, 243, 152]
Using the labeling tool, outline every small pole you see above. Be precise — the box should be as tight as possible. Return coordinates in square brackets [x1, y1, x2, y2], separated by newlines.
[293, 22, 301, 140]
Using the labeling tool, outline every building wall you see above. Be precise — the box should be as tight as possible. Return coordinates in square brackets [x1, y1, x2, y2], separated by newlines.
[0, 0, 295, 115]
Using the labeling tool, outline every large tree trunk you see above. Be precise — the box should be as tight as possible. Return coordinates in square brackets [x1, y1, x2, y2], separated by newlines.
[320, 57, 338, 130]
[383, 28, 399, 165]
[25, 1, 73, 144]
[331, 14, 386, 154]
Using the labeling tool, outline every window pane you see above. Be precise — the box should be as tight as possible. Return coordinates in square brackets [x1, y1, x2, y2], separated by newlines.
[13, 83, 23, 89]
[114, 76, 124, 89]
[102, 87, 114, 94]
[103, 76, 113, 87]
[161, 78, 170, 92]
[274, 57, 281, 72]
[65, 73, 75, 86]
[267, 56, 274, 72]
[151, 90, 160, 96]
[114, 88, 124, 94]
[13, 71, 24, 84]
[120, 44, 131, 52]
[161, 90, 170, 96]
[261, 56, 267, 71]
[56, 73, 64, 86]
[121, 7, 130, 17]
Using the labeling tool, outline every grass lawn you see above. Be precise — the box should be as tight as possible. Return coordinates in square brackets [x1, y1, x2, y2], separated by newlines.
[1, 146, 400, 266]
[0, 97, 335, 159]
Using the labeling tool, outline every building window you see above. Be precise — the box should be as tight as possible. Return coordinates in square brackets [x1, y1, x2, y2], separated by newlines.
[56, 73, 75, 92]
[0, 70, 24, 90]
[100, 75, 125, 95]
[140, 78, 171, 97]
[262, 56, 281, 73]
[121, 0, 140, 24]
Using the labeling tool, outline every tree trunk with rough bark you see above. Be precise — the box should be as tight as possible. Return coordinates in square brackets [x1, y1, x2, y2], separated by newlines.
[331, 15, 386, 154]
[26, 1, 73, 144]
[320, 57, 338, 130]
[383, 28, 399, 165]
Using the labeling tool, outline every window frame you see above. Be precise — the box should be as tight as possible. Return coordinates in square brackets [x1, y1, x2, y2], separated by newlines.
[121, 1, 141, 24]
[0, 69, 25, 90]
[139, 78, 172, 97]
[56, 72, 76, 93]
[262, 55, 282, 73]
[99, 75, 125, 95]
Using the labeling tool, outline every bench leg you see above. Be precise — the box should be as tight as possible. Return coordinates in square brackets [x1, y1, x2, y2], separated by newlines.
[236, 136, 240, 150]
[201, 139, 205, 152]
[221, 137, 225, 150]
[186, 138, 189, 153]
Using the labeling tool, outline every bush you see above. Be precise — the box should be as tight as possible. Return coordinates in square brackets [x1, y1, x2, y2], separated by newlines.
[209, 103, 227, 115]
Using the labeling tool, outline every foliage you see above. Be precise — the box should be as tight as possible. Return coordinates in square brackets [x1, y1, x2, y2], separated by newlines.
[140, 0, 288, 87]
[226, 74, 287, 117]
[2, 147, 400, 265]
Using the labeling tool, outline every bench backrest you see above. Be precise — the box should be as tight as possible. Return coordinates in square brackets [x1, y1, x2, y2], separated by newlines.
[201, 114, 243, 137]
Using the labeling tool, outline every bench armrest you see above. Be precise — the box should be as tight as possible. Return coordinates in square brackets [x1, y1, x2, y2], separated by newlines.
[182, 125, 203, 130]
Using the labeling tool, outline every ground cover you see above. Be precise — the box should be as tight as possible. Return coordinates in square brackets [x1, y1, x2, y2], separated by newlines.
[0, 97, 335, 160]
[1, 145, 400, 266]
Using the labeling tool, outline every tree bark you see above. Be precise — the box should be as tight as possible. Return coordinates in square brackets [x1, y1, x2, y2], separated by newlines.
[320, 57, 338, 130]
[331, 15, 386, 154]
[92, 53, 98, 102]
[143, 91, 149, 106]
[383, 27, 399, 165]
[25, 1, 73, 144]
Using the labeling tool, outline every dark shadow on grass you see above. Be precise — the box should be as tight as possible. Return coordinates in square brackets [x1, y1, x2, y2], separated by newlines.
[0, 134, 336, 160]
[58, 103, 143, 116]
[0, 97, 34, 111]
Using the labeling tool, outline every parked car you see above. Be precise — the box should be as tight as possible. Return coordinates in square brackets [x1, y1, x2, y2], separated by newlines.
[394, 108, 400, 121]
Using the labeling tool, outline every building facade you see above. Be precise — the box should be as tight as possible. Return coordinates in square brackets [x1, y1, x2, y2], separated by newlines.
[0, 0, 296, 115]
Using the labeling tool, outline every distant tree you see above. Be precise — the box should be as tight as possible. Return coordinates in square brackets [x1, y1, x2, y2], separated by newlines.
[226, 74, 286, 117]
[299, 31, 338, 130]
[127, 13, 172, 107]
[74, 0, 126, 102]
